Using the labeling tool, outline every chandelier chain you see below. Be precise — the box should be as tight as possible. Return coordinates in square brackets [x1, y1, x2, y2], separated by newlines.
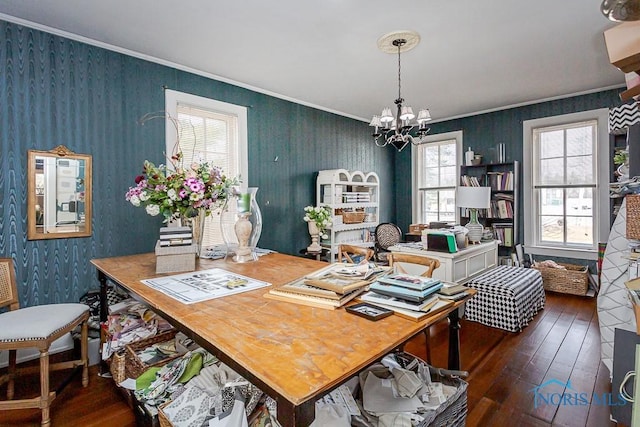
[397, 42, 402, 101]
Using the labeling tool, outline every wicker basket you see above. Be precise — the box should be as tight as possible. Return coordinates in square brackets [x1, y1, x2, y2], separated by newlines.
[627, 194, 640, 240]
[358, 352, 468, 427]
[157, 401, 173, 427]
[110, 350, 127, 384]
[533, 262, 589, 296]
[343, 211, 366, 224]
[124, 329, 179, 379]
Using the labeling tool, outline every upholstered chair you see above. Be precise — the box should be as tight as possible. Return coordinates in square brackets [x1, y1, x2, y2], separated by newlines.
[373, 223, 403, 264]
[0, 258, 90, 426]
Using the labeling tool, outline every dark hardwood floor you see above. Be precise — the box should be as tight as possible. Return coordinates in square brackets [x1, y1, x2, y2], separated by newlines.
[0, 292, 619, 426]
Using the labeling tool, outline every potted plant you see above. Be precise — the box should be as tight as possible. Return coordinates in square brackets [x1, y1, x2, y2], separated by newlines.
[303, 206, 332, 252]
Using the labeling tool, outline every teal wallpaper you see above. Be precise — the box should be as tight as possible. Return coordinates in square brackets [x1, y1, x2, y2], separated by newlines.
[394, 89, 625, 243]
[0, 20, 395, 306]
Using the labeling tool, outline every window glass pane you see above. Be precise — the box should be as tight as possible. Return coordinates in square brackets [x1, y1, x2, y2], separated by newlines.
[539, 159, 564, 185]
[423, 145, 439, 167]
[540, 216, 564, 242]
[566, 188, 593, 217]
[565, 216, 593, 245]
[440, 165, 457, 187]
[422, 190, 439, 222]
[539, 188, 564, 216]
[440, 143, 456, 166]
[566, 155, 593, 184]
[439, 189, 456, 221]
[423, 167, 439, 188]
[539, 130, 564, 159]
[566, 126, 593, 156]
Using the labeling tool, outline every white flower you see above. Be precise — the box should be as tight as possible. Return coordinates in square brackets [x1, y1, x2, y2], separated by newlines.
[130, 195, 141, 207]
[145, 204, 160, 216]
[167, 189, 178, 201]
[139, 191, 148, 202]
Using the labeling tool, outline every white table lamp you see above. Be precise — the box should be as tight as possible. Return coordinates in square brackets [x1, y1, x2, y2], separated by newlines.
[456, 186, 491, 244]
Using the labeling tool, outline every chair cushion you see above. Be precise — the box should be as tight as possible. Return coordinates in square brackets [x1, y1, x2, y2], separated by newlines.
[0, 303, 89, 342]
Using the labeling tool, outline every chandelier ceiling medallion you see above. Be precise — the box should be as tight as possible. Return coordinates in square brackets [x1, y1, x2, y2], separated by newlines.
[369, 30, 432, 152]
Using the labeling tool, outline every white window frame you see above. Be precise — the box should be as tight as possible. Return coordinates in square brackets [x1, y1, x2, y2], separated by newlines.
[165, 89, 248, 246]
[411, 130, 463, 224]
[523, 109, 609, 260]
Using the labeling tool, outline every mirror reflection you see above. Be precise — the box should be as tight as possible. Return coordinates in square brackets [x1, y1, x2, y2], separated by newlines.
[28, 145, 92, 240]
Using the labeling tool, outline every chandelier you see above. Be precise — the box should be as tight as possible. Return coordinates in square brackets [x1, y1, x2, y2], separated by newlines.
[369, 30, 432, 152]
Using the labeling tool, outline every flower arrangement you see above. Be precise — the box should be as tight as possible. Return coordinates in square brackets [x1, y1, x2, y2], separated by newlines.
[125, 152, 239, 222]
[303, 205, 332, 239]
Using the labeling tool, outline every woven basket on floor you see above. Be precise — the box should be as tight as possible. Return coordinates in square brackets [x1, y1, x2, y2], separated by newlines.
[533, 262, 589, 296]
[627, 194, 640, 240]
[157, 401, 173, 427]
[109, 350, 126, 385]
[124, 329, 179, 380]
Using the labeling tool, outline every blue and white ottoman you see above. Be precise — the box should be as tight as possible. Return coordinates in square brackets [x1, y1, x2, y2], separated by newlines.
[464, 266, 545, 332]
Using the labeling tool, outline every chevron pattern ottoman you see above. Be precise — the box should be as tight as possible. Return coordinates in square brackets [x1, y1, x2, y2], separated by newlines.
[464, 266, 545, 332]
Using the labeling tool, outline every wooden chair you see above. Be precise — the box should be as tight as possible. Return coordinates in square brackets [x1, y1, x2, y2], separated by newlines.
[388, 252, 441, 363]
[0, 258, 90, 426]
[337, 244, 374, 264]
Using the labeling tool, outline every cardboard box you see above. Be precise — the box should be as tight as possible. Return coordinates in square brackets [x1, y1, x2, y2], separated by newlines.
[409, 224, 429, 234]
[604, 21, 640, 73]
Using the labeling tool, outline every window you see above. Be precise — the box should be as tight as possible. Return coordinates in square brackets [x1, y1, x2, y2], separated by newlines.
[523, 109, 609, 260]
[165, 90, 248, 247]
[412, 131, 463, 224]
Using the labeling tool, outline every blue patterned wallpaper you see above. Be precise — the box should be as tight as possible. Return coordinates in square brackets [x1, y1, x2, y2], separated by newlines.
[0, 20, 395, 306]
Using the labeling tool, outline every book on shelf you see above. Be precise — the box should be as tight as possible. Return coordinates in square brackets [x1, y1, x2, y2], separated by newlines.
[369, 281, 443, 303]
[264, 286, 366, 310]
[371, 298, 455, 322]
[359, 291, 439, 312]
[460, 175, 481, 187]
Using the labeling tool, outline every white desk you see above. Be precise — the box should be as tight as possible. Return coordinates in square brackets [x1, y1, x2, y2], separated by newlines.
[388, 240, 499, 283]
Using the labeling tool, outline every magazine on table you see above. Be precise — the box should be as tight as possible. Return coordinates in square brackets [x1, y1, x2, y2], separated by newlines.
[377, 273, 442, 291]
[303, 263, 385, 294]
[359, 291, 439, 312]
[371, 299, 455, 322]
[369, 281, 443, 303]
[265, 286, 366, 310]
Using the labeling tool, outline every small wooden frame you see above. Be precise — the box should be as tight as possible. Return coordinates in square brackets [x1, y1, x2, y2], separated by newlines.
[346, 302, 393, 321]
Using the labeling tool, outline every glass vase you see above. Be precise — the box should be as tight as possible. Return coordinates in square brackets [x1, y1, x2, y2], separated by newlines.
[181, 209, 206, 258]
[220, 187, 262, 262]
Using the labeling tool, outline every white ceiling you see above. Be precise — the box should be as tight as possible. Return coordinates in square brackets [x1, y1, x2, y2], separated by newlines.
[0, 0, 627, 123]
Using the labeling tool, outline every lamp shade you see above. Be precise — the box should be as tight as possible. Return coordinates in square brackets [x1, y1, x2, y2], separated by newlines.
[456, 186, 491, 209]
[380, 108, 394, 123]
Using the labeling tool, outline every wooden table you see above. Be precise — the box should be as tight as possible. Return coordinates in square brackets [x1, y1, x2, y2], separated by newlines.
[92, 252, 472, 427]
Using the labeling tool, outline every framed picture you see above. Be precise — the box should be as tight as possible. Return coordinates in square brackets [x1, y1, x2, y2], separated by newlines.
[346, 302, 393, 321]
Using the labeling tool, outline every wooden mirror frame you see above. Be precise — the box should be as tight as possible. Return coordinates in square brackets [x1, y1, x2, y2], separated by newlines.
[27, 145, 92, 240]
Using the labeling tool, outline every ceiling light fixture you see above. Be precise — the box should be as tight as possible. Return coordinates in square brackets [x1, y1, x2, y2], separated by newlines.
[369, 30, 432, 152]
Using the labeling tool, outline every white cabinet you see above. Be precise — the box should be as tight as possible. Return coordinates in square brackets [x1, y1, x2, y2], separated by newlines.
[316, 169, 379, 262]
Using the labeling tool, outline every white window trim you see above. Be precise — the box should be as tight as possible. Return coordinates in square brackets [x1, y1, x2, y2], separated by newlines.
[523, 108, 609, 261]
[411, 130, 463, 224]
[165, 89, 248, 182]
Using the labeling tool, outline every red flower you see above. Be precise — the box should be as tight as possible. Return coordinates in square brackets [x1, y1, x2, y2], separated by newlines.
[134, 175, 144, 184]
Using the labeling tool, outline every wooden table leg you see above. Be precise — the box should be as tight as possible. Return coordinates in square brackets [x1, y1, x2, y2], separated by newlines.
[448, 307, 461, 370]
[97, 270, 109, 376]
[276, 397, 315, 427]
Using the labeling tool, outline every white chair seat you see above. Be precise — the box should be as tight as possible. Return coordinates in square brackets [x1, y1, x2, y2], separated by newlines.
[0, 303, 89, 342]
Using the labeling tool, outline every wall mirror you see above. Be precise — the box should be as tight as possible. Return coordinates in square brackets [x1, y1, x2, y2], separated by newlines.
[27, 145, 92, 240]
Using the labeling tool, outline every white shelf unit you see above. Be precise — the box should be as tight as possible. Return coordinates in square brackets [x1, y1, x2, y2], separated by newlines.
[316, 169, 379, 262]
